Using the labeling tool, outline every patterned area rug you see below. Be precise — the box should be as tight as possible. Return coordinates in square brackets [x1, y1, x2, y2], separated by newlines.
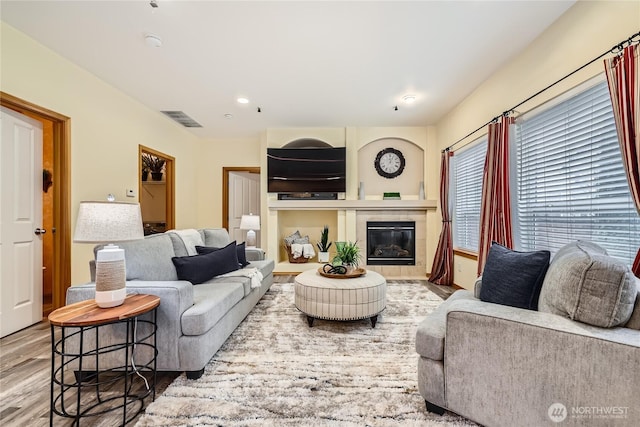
[135, 281, 477, 426]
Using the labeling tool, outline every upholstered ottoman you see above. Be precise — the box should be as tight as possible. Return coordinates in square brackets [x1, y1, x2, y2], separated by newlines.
[294, 269, 387, 327]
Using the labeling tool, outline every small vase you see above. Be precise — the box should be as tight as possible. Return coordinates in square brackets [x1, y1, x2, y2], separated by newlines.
[142, 170, 149, 182]
[151, 172, 163, 181]
[419, 181, 425, 200]
[358, 182, 365, 200]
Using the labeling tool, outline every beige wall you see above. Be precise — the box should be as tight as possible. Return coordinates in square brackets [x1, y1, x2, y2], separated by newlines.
[434, 0, 640, 289]
[0, 22, 202, 284]
[197, 137, 262, 229]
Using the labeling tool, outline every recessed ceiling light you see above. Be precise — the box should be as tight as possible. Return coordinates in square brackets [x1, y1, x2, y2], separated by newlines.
[144, 34, 162, 48]
[224, 113, 233, 119]
[237, 97, 250, 104]
[402, 95, 416, 104]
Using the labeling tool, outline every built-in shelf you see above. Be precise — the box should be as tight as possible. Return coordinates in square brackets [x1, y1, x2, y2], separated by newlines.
[268, 199, 437, 211]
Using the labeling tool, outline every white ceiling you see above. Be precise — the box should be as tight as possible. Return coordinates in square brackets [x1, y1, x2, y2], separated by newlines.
[1, 1, 575, 139]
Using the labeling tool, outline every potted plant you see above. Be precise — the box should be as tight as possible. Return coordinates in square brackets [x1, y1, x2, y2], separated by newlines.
[316, 225, 332, 263]
[141, 165, 150, 182]
[332, 241, 362, 270]
[142, 153, 166, 181]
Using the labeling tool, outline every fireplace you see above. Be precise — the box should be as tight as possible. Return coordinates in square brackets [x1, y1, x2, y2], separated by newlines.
[366, 221, 415, 265]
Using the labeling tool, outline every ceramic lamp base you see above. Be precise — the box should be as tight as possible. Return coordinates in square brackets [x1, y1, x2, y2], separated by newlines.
[95, 287, 127, 308]
[246, 229, 257, 248]
[95, 244, 127, 308]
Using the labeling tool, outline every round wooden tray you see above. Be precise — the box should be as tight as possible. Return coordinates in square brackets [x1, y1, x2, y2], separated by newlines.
[317, 267, 367, 279]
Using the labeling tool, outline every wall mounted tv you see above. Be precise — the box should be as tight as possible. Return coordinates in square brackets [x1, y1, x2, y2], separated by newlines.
[267, 147, 346, 194]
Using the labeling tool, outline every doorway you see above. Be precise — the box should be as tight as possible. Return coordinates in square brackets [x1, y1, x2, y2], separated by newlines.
[139, 145, 175, 234]
[222, 167, 261, 245]
[1, 92, 72, 319]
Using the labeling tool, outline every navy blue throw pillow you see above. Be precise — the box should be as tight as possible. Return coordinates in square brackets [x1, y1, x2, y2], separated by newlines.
[479, 243, 550, 310]
[172, 241, 240, 285]
[195, 241, 250, 267]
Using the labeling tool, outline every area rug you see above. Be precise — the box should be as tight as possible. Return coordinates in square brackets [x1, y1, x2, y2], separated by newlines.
[135, 281, 478, 427]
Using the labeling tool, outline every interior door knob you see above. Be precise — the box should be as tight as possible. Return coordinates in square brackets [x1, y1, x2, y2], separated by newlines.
[34, 228, 47, 235]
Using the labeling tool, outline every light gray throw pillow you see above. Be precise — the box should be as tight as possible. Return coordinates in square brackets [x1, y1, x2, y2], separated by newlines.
[538, 241, 636, 328]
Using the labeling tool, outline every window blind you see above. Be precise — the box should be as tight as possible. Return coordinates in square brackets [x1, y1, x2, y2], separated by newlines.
[453, 138, 488, 252]
[514, 79, 640, 265]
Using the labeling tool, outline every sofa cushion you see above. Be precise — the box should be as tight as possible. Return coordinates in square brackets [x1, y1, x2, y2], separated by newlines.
[181, 282, 245, 336]
[172, 242, 240, 285]
[196, 241, 250, 267]
[538, 241, 636, 328]
[201, 228, 232, 248]
[479, 243, 550, 310]
[623, 277, 640, 330]
[96, 233, 178, 281]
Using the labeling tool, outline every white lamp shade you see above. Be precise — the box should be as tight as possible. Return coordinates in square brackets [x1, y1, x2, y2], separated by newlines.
[239, 214, 260, 231]
[74, 201, 144, 243]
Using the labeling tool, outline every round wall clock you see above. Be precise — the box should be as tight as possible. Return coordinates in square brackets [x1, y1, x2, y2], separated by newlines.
[374, 147, 405, 179]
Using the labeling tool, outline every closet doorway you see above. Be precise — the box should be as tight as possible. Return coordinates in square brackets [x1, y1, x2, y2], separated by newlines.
[139, 145, 175, 235]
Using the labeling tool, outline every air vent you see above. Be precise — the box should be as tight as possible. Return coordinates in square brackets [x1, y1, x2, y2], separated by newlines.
[161, 111, 202, 128]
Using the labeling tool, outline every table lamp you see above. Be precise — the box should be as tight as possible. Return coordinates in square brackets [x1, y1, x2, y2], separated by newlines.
[73, 200, 144, 308]
[239, 214, 260, 248]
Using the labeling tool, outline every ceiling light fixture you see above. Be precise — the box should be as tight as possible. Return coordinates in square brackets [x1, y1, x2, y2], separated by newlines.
[150, 0, 158, 8]
[402, 95, 416, 104]
[144, 34, 162, 48]
[237, 97, 249, 104]
[224, 113, 233, 119]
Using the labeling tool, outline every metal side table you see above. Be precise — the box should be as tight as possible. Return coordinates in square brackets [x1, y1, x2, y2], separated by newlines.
[49, 294, 160, 426]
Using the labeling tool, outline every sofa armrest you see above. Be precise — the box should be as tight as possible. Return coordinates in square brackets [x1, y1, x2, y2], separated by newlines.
[444, 298, 640, 345]
[66, 280, 195, 370]
[441, 299, 640, 426]
[245, 247, 265, 261]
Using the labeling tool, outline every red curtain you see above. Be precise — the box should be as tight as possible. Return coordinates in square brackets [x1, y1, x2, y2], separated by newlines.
[605, 43, 640, 277]
[477, 116, 514, 276]
[429, 150, 453, 285]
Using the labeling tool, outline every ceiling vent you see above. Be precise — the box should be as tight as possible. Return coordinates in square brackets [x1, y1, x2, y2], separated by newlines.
[161, 111, 202, 128]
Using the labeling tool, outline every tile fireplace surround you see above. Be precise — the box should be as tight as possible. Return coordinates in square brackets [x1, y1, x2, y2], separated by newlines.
[267, 199, 436, 277]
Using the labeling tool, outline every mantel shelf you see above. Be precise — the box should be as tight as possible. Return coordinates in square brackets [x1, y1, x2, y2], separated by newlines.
[268, 199, 437, 211]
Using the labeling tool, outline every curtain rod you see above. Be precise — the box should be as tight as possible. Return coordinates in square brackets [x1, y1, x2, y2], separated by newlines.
[443, 30, 640, 153]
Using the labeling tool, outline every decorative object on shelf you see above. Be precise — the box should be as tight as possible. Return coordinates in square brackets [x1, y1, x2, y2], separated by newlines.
[316, 225, 332, 263]
[383, 192, 401, 200]
[240, 213, 260, 247]
[332, 241, 362, 269]
[374, 147, 405, 179]
[419, 181, 425, 200]
[141, 166, 149, 182]
[358, 181, 365, 200]
[318, 264, 367, 278]
[142, 153, 166, 181]
[73, 199, 144, 308]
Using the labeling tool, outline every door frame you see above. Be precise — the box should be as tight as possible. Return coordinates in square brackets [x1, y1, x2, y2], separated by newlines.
[1, 91, 72, 312]
[139, 145, 175, 231]
[222, 167, 260, 232]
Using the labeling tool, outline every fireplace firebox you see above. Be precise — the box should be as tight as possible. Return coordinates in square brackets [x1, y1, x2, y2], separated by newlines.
[366, 221, 415, 265]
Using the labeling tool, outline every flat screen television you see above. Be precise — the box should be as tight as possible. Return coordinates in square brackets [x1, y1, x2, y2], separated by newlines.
[267, 147, 346, 194]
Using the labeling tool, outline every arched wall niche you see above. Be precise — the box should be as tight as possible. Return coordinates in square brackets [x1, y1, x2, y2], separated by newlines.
[357, 137, 425, 198]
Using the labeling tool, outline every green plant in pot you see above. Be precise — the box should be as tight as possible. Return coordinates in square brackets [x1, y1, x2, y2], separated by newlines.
[332, 241, 362, 270]
[142, 153, 166, 181]
[316, 225, 332, 263]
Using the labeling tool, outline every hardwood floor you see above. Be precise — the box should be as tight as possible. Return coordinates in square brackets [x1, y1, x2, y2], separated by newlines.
[0, 276, 454, 426]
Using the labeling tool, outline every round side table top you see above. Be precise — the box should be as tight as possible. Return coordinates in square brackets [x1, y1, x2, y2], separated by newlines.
[48, 294, 160, 327]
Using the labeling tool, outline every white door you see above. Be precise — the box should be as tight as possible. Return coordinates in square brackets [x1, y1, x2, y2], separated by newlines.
[0, 106, 43, 338]
[228, 171, 261, 246]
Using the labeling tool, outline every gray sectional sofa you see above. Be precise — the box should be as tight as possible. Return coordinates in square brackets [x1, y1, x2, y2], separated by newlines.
[66, 228, 274, 379]
[416, 241, 640, 427]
